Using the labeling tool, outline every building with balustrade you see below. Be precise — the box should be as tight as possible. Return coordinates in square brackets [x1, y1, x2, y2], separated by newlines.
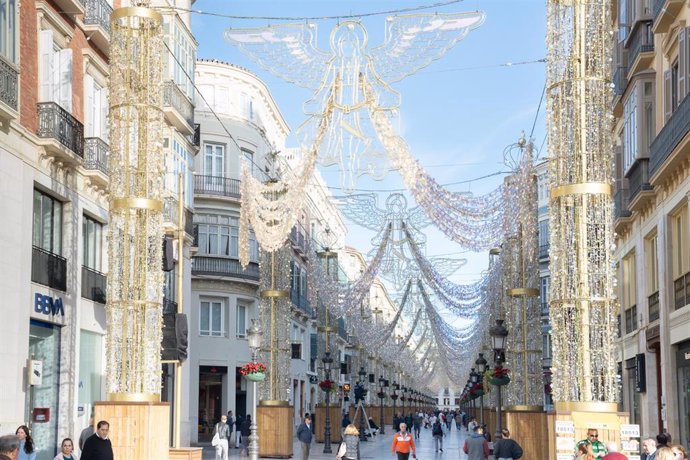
[612, 0, 690, 448]
[0, 0, 198, 456]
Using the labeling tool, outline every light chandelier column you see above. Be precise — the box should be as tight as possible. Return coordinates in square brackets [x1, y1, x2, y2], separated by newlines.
[546, 0, 617, 403]
[106, 3, 165, 400]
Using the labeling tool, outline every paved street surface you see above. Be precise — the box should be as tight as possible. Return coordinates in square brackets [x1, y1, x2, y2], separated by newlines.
[201, 423, 477, 459]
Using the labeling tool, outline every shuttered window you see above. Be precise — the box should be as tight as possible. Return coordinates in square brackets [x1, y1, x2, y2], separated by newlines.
[39, 29, 72, 112]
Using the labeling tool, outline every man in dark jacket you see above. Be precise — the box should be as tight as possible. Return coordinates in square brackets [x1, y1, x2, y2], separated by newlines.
[0, 434, 19, 460]
[81, 420, 114, 460]
[296, 415, 313, 460]
[493, 428, 523, 459]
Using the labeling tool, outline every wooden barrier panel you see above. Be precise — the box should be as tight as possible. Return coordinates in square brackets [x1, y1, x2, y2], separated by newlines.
[94, 401, 170, 460]
[258, 404, 294, 458]
[314, 404, 343, 443]
[169, 447, 203, 460]
[504, 410, 549, 459]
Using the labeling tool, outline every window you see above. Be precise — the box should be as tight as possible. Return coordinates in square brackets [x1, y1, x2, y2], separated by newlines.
[83, 215, 103, 271]
[39, 30, 72, 111]
[0, 0, 17, 63]
[165, 137, 194, 208]
[236, 303, 246, 338]
[200, 300, 224, 337]
[622, 252, 637, 334]
[618, 0, 628, 42]
[204, 143, 225, 177]
[538, 220, 549, 248]
[196, 214, 259, 262]
[164, 16, 195, 100]
[33, 189, 62, 255]
[78, 330, 103, 409]
[84, 74, 108, 140]
[542, 331, 552, 359]
[540, 276, 550, 314]
[671, 205, 689, 279]
[241, 148, 255, 177]
[241, 92, 254, 121]
[645, 232, 658, 295]
[623, 90, 637, 171]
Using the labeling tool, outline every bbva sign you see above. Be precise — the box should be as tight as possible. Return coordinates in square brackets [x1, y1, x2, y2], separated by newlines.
[34, 293, 65, 316]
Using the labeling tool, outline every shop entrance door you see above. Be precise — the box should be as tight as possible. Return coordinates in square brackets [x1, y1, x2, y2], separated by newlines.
[26, 320, 60, 460]
[198, 366, 226, 442]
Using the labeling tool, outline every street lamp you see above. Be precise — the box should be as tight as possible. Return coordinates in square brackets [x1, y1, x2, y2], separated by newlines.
[391, 382, 399, 429]
[401, 386, 406, 415]
[357, 367, 368, 441]
[475, 353, 488, 426]
[490, 319, 509, 435]
[470, 368, 479, 419]
[377, 376, 386, 435]
[322, 351, 334, 454]
[246, 320, 263, 460]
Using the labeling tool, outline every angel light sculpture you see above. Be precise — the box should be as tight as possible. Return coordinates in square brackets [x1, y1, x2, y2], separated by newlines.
[337, 193, 466, 290]
[225, 12, 485, 192]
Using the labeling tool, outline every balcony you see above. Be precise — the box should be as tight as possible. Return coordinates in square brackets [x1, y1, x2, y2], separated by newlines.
[650, 94, 690, 181]
[83, 137, 108, 188]
[625, 158, 654, 211]
[37, 102, 84, 163]
[192, 256, 260, 282]
[290, 288, 313, 317]
[539, 244, 550, 260]
[81, 265, 106, 304]
[290, 227, 307, 255]
[0, 56, 18, 121]
[540, 302, 549, 317]
[163, 81, 194, 135]
[653, 0, 684, 33]
[648, 291, 659, 322]
[51, 0, 85, 16]
[674, 271, 690, 310]
[626, 21, 654, 76]
[32, 246, 67, 292]
[194, 175, 241, 200]
[613, 66, 628, 97]
[82, 0, 112, 54]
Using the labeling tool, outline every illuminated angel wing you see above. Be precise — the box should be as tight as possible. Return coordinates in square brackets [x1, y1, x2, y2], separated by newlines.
[224, 23, 331, 89]
[430, 257, 468, 278]
[335, 194, 387, 231]
[369, 11, 486, 83]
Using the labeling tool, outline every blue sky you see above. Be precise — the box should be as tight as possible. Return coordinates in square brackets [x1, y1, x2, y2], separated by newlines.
[191, 0, 547, 287]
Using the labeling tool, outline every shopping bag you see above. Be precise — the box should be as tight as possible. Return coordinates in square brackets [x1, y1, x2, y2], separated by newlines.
[211, 432, 220, 447]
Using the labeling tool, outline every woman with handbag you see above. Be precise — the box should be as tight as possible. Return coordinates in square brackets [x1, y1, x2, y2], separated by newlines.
[211, 415, 231, 460]
[337, 424, 360, 460]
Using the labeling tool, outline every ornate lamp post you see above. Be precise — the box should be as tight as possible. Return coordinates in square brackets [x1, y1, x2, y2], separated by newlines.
[401, 386, 406, 415]
[246, 320, 263, 460]
[391, 382, 399, 428]
[475, 353, 488, 425]
[470, 369, 479, 419]
[378, 376, 386, 435]
[490, 319, 509, 434]
[357, 367, 368, 441]
[322, 351, 334, 454]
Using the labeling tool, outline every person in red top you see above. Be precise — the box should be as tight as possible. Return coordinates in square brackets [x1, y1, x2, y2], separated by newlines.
[391, 423, 416, 460]
[602, 442, 629, 460]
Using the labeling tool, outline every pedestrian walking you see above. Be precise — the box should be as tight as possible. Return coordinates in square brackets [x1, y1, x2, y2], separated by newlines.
[391, 422, 416, 460]
[296, 415, 313, 460]
[412, 413, 422, 439]
[81, 420, 113, 460]
[463, 425, 490, 460]
[337, 424, 360, 460]
[234, 415, 244, 448]
[240, 415, 251, 456]
[15, 425, 36, 460]
[432, 418, 444, 452]
[53, 438, 77, 460]
[0, 435, 20, 460]
[78, 417, 94, 452]
[211, 414, 231, 460]
[493, 428, 523, 460]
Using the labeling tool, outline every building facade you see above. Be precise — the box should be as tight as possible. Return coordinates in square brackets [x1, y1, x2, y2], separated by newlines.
[612, 0, 690, 448]
[0, 0, 197, 457]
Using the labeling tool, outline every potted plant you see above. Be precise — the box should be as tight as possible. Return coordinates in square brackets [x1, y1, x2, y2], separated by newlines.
[319, 379, 338, 393]
[488, 366, 511, 386]
[240, 362, 267, 382]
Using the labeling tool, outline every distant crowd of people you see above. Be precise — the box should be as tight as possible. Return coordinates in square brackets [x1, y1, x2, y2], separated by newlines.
[0, 418, 113, 460]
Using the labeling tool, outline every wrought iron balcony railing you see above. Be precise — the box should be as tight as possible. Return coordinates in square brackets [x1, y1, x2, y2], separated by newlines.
[83, 0, 112, 34]
[539, 244, 550, 259]
[627, 21, 654, 65]
[163, 81, 194, 129]
[84, 137, 108, 175]
[614, 187, 632, 219]
[650, 93, 690, 177]
[613, 66, 628, 97]
[194, 175, 241, 199]
[81, 265, 106, 304]
[626, 158, 652, 202]
[37, 102, 84, 158]
[0, 55, 18, 111]
[32, 246, 67, 291]
[192, 256, 260, 281]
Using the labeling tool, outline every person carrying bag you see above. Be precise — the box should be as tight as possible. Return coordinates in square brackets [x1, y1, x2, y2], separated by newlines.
[337, 424, 360, 460]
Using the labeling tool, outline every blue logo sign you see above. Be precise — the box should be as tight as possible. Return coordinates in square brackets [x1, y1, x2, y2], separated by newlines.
[34, 293, 64, 316]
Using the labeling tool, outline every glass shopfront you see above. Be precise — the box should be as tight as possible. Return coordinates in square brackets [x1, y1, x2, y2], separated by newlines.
[677, 340, 690, 452]
[26, 320, 60, 460]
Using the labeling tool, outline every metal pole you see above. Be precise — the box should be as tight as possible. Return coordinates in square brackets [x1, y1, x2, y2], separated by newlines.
[249, 348, 259, 460]
[173, 172, 185, 448]
[379, 394, 385, 435]
[496, 385, 503, 434]
[324, 366, 332, 454]
[479, 394, 484, 426]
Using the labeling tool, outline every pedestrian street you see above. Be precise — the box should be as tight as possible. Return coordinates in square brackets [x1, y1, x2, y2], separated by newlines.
[201, 423, 476, 459]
